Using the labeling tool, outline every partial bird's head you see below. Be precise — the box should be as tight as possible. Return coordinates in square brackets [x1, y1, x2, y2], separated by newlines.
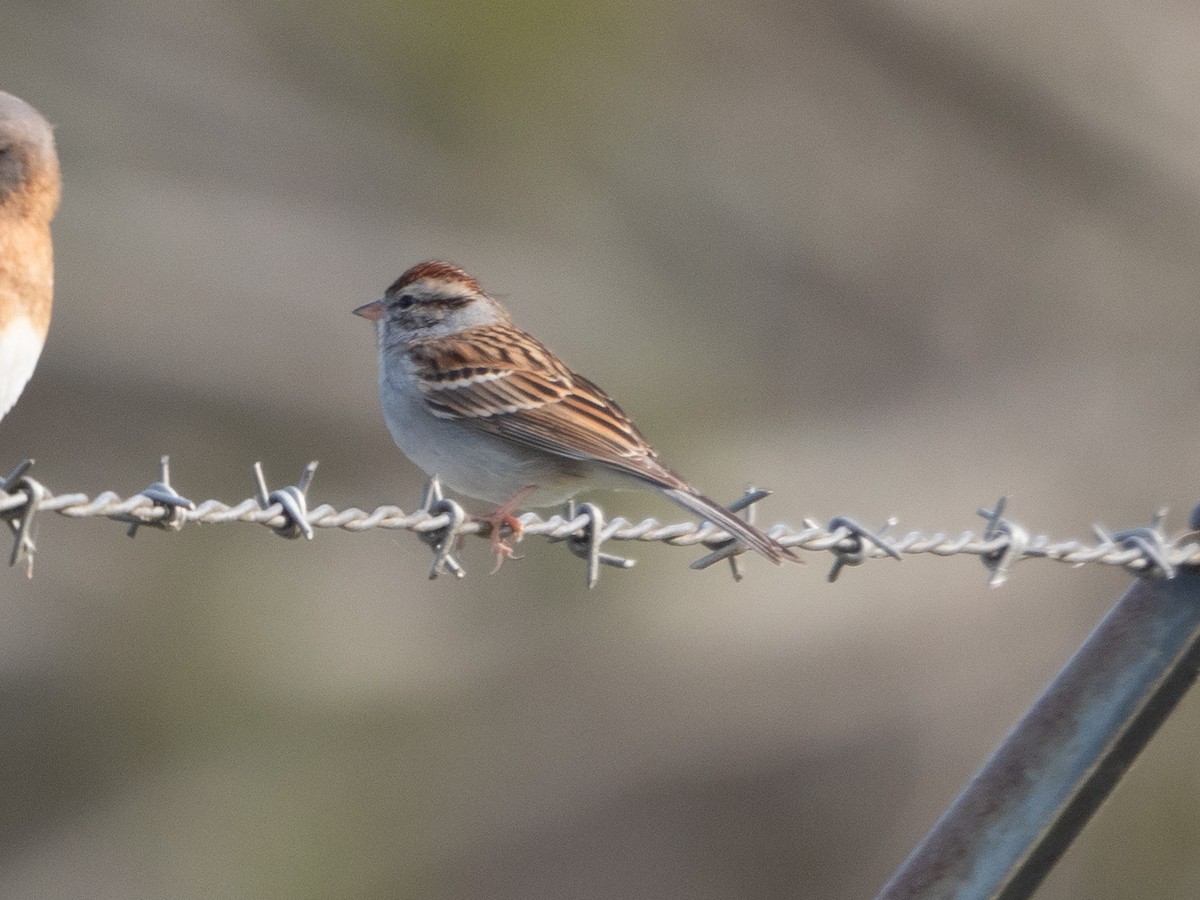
[0, 91, 60, 223]
[354, 261, 512, 346]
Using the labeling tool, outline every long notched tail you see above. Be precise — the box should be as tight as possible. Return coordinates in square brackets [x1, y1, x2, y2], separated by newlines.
[661, 487, 799, 565]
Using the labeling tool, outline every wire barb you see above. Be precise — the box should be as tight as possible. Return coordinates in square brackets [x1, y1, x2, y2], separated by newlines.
[978, 497, 1030, 587]
[415, 476, 467, 580]
[826, 516, 901, 582]
[124, 455, 197, 538]
[688, 487, 775, 579]
[1, 459, 44, 577]
[554, 500, 636, 588]
[1096, 508, 1175, 579]
[254, 460, 318, 540]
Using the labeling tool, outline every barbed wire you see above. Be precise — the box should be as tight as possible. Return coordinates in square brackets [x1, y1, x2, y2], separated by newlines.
[2, 457, 1197, 588]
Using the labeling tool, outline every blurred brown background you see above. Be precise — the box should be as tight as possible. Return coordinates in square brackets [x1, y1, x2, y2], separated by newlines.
[2, 1, 1199, 897]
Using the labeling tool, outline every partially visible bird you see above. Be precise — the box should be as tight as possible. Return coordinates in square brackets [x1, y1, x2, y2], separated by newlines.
[0, 90, 60, 424]
[354, 261, 797, 568]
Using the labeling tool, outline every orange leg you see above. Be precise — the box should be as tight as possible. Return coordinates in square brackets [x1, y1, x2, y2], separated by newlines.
[482, 484, 537, 573]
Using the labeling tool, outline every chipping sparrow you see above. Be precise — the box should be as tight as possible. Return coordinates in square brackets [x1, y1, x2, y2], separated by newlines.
[354, 261, 796, 566]
[0, 91, 59, 424]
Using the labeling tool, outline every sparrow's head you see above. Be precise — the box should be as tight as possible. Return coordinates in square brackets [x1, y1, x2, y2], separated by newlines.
[0, 91, 60, 223]
[354, 261, 511, 346]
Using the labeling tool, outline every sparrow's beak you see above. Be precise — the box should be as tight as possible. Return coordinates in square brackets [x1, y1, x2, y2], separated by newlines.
[353, 298, 386, 321]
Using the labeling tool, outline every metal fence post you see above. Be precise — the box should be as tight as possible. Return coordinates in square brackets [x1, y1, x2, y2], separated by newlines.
[878, 569, 1200, 899]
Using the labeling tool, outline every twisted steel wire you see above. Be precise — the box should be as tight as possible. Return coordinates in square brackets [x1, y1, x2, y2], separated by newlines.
[2, 456, 1197, 585]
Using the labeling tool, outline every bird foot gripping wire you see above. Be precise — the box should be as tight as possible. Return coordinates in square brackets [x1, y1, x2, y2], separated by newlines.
[688, 487, 783, 581]
[123, 456, 196, 538]
[1, 459, 45, 577]
[552, 501, 636, 588]
[825, 516, 901, 582]
[415, 476, 467, 580]
[254, 460, 317, 540]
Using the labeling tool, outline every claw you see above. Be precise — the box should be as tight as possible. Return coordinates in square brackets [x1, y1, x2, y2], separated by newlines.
[489, 513, 525, 573]
[487, 513, 525, 571]
[483, 485, 535, 573]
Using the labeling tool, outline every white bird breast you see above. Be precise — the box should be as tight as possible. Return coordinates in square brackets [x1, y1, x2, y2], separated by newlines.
[377, 350, 590, 507]
[0, 317, 46, 421]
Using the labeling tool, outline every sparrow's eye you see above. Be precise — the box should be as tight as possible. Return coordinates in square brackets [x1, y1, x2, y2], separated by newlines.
[396, 294, 415, 310]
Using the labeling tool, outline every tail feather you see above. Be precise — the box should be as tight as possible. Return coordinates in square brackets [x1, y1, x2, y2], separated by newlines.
[661, 487, 799, 565]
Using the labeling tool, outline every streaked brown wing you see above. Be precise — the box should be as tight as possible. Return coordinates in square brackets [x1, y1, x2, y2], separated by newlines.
[407, 325, 681, 487]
